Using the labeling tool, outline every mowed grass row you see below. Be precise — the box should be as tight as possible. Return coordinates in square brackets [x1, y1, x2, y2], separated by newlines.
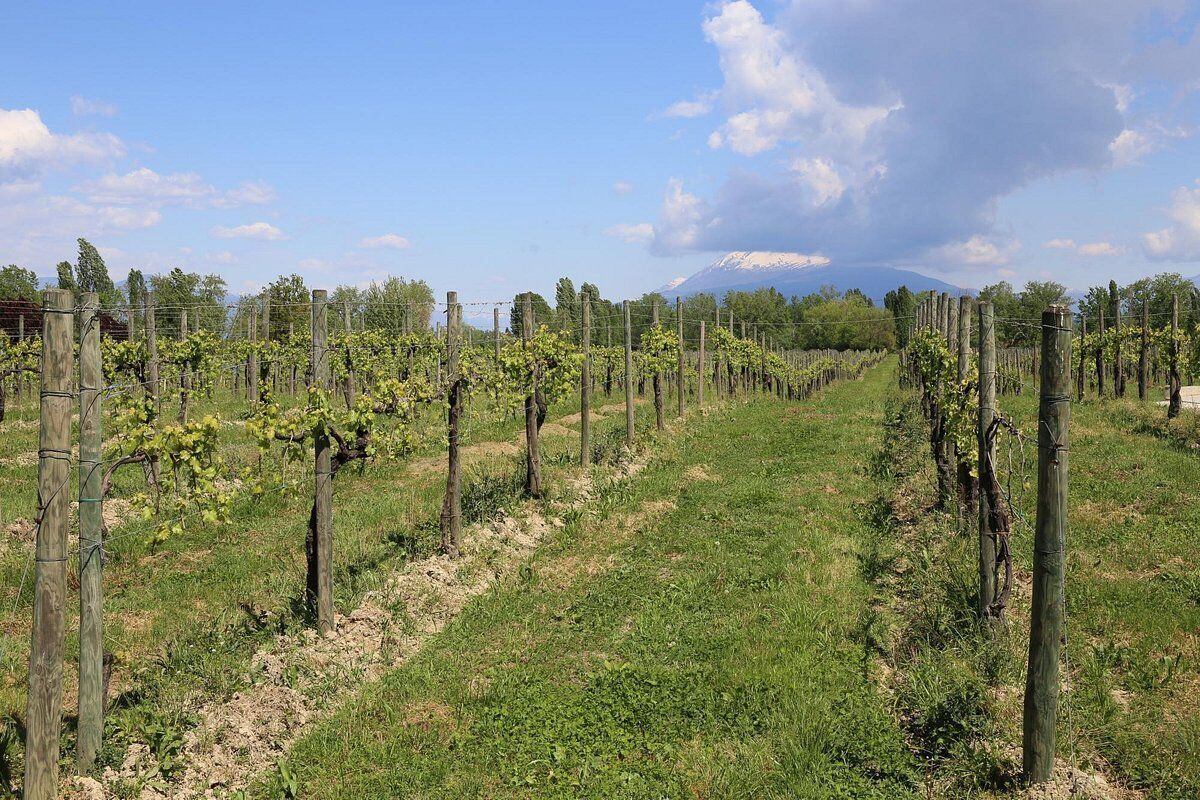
[0, 381, 660, 779]
[259, 361, 919, 798]
[867, 376, 1200, 797]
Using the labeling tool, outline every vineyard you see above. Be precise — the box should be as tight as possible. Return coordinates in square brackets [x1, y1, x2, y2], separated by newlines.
[0, 285, 1198, 797]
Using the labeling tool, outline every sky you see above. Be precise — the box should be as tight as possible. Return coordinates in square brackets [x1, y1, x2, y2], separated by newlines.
[2, 1, 1200, 312]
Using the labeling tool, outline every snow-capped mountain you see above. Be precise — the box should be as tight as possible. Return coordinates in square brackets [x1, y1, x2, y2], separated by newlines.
[657, 251, 965, 305]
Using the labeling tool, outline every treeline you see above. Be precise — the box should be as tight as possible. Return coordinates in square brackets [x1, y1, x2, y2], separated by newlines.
[2, 239, 435, 341]
[513, 278, 896, 350]
[887, 273, 1200, 349]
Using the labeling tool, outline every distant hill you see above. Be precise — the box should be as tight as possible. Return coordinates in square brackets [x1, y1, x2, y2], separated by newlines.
[658, 251, 966, 305]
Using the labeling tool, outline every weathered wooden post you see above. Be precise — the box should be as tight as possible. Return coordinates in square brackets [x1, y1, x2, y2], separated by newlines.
[342, 302, 356, 407]
[1076, 316, 1086, 402]
[178, 309, 190, 423]
[698, 320, 706, 406]
[493, 306, 501, 359]
[624, 300, 634, 446]
[652, 302, 664, 429]
[78, 292, 104, 772]
[1113, 297, 1123, 398]
[977, 301, 997, 619]
[1023, 304, 1071, 784]
[523, 293, 542, 496]
[1095, 306, 1105, 397]
[248, 302, 259, 405]
[957, 296, 977, 517]
[1169, 294, 1181, 419]
[581, 291, 591, 466]
[1138, 298, 1148, 401]
[440, 292, 463, 556]
[311, 290, 334, 633]
[676, 297, 685, 416]
[24, 288, 73, 799]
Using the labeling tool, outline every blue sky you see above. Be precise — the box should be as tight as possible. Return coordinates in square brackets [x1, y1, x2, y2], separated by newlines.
[2, 1, 1200, 308]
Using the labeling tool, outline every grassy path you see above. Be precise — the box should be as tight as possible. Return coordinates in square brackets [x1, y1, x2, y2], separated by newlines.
[265, 362, 917, 798]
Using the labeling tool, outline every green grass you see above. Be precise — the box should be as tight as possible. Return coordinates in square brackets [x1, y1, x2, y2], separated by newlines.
[0, 378, 664, 785]
[258, 362, 917, 798]
[865, 376, 1200, 797]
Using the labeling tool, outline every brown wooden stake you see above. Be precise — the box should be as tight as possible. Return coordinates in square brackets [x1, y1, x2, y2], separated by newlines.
[1114, 297, 1124, 398]
[698, 321, 706, 406]
[977, 301, 998, 619]
[24, 288, 73, 799]
[440, 292, 463, 556]
[248, 303, 259, 405]
[652, 302, 664, 429]
[179, 310, 190, 423]
[523, 293, 542, 496]
[1169, 294, 1181, 418]
[310, 290, 334, 633]
[957, 295, 977, 518]
[1023, 304, 1071, 784]
[581, 291, 591, 466]
[493, 306, 501, 359]
[624, 300, 635, 446]
[77, 292, 104, 772]
[1139, 297, 1148, 401]
[342, 302, 356, 408]
[1076, 316, 1086, 403]
[1095, 306, 1105, 397]
[676, 297, 685, 416]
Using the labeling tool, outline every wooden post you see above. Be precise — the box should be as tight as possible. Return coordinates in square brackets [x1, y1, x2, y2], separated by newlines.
[342, 302, 356, 407]
[1169, 294, 1181, 419]
[1113, 298, 1123, 398]
[24, 288, 73, 799]
[248, 303, 259, 405]
[493, 306, 501, 359]
[77, 292, 104, 772]
[652, 302, 664, 430]
[440, 292, 463, 556]
[1077, 316, 1086, 403]
[179, 310, 190, 423]
[1095, 306, 1105, 397]
[957, 296, 977, 517]
[310, 290, 334, 633]
[624, 300, 634, 447]
[580, 291, 592, 466]
[1023, 304, 1072, 784]
[1138, 298, 1148, 401]
[698, 321, 706, 406]
[977, 301, 997, 619]
[676, 297, 685, 416]
[523, 293, 542, 496]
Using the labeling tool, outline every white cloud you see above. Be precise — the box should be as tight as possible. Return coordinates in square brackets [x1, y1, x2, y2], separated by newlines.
[1043, 238, 1077, 249]
[357, 233, 411, 249]
[663, 95, 714, 118]
[70, 96, 118, 117]
[211, 222, 286, 241]
[931, 235, 1021, 267]
[1077, 241, 1119, 256]
[652, 178, 707, 253]
[1142, 180, 1200, 261]
[0, 107, 124, 179]
[74, 168, 275, 208]
[699, 1, 896, 157]
[603, 222, 655, 244]
[1110, 122, 1191, 167]
[613, 180, 634, 195]
[789, 157, 844, 205]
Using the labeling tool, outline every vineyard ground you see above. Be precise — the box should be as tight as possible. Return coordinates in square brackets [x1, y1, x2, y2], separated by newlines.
[0, 381, 661, 787]
[261, 361, 1199, 799]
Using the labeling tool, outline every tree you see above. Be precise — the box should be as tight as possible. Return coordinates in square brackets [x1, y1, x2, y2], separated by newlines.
[76, 238, 123, 308]
[884, 285, 916, 348]
[56, 262, 78, 296]
[0, 265, 39, 301]
[554, 277, 578, 333]
[266, 274, 309, 339]
[363, 276, 433, 332]
[148, 268, 229, 338]
[510, 292, 554, 334]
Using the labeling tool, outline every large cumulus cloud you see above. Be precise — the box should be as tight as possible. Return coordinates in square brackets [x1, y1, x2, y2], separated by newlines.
[651, 0, 1199, 267]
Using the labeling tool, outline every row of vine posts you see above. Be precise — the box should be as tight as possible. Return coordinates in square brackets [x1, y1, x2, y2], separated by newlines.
[19, 285, 880, 797]
[907, 286, 1188, 786]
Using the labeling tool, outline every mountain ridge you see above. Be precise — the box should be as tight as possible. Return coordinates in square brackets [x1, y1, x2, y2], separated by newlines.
[657, 251, 965, 305]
